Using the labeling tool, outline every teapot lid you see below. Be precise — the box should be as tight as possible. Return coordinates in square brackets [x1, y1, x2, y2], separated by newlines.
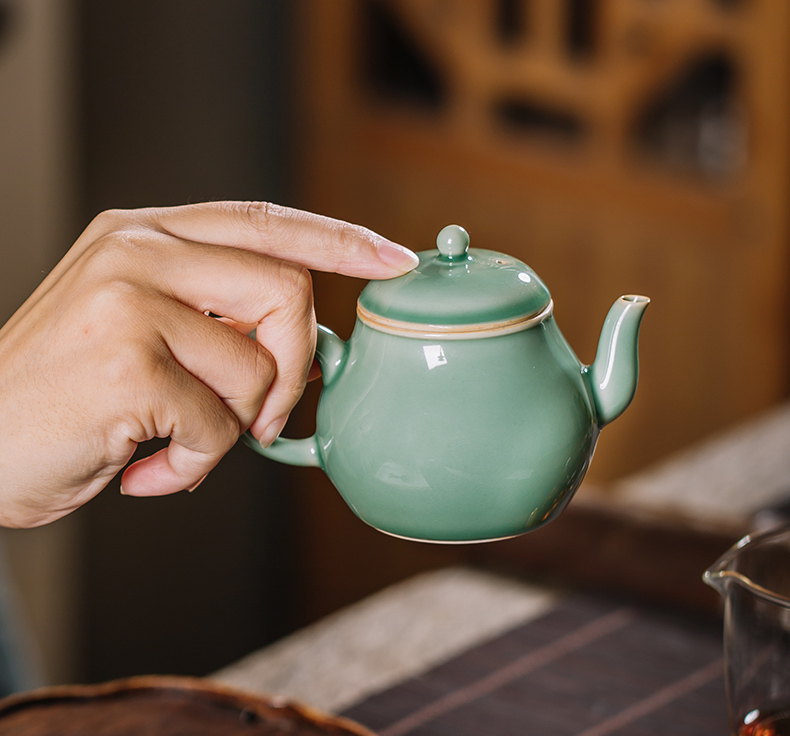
[358, 225, 552, 336]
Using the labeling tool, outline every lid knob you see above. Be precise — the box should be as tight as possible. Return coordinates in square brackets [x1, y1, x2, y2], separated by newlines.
[436, 224, 469, 261]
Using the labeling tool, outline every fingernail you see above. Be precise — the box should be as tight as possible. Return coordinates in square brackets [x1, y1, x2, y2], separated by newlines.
[260, 416, 287, 448]
[186, 474, 208, 493]
[376, 239, 419, 272]
[120, 485, 128, 496]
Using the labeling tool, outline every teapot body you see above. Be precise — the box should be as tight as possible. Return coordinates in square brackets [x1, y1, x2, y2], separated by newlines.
[313, 317, 599, 543]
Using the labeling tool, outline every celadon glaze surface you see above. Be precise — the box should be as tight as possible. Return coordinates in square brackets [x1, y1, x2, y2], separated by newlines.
[316, 320, 599, 542]
[359, 247, 550, 326]
[245, 225, 649, 543]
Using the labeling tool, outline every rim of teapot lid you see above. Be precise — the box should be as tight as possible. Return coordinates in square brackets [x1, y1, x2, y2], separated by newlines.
[356, 225, 552, 333]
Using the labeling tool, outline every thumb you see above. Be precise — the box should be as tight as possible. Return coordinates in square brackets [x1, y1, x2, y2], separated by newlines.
[120, 443, 213, 496]
[118, 365, 244, 497]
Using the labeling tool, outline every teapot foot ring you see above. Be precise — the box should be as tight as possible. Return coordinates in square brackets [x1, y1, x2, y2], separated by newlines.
[370, 524, 519, 545]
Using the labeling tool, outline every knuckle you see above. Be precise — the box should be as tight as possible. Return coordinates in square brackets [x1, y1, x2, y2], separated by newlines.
[99, 345, 164, 426]
[191, 401, 240, 455]
[250, 257, 314, 316]
[106, 332, 165, 389]
[231, 339, 276, 392]
[88, 208, 128, 233]
[277, 261, 313, 301]
[211, 405, 243, 448]
[78, 209, 127, 245]
[279, 379, 308, 402]
[241, 200, 283, 239]
[83, 208, 155, 244]
[251, 344, 277, 383]
[328, 221, 369, 271]
[289, 263, 314, 299]
[83, 231, 137, 274]
[76, 286, 163, 383]
[334, 221, 360, 251]
[82, 277, 147, 320]
[81, 226, 164, 282]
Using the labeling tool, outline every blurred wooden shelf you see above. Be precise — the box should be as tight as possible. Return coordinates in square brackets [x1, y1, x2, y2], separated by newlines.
[291, 0, 790, 481]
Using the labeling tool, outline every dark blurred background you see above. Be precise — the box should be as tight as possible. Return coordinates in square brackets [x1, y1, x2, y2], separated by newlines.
[0, 0, 788, 690]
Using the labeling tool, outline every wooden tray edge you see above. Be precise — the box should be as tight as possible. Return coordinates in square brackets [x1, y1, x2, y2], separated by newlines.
[0, 674, 378, 736]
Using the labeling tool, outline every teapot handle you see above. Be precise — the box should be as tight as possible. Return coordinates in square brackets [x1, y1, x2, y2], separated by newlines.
[242, 324, 346, 468]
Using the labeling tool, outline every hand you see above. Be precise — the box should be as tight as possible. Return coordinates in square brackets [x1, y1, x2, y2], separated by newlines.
[0, 201, 418, 527]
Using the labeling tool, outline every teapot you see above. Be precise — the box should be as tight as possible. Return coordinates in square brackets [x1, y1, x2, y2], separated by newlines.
[245, 225, 649, 543]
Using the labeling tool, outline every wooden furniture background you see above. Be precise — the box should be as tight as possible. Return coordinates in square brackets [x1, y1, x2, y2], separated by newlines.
[280, 0, 790, 622]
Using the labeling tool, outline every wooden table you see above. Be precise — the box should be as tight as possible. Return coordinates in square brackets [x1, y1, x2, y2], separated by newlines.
[215, 567, 728, 735]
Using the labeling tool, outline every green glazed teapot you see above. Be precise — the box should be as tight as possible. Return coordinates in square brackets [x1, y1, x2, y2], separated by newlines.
[246, 225, 649, 543]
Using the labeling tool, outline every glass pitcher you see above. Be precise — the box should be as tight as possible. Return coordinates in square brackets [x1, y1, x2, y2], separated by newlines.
[704, 524, 790, 736]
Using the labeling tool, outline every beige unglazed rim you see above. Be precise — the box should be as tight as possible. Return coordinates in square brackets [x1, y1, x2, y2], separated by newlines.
[356, 300, 554, 339]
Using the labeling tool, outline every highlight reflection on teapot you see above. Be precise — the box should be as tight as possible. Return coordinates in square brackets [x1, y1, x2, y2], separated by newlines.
[245, 225, 649, 543]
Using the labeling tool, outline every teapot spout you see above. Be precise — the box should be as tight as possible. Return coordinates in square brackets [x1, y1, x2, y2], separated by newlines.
[588, 295, 650, 427]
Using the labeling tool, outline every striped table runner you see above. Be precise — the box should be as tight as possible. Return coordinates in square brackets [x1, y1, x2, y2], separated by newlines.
[343, 595, 727, 736]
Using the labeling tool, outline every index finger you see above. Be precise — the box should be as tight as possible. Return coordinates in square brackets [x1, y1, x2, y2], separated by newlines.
[148, 201, 419, 279]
